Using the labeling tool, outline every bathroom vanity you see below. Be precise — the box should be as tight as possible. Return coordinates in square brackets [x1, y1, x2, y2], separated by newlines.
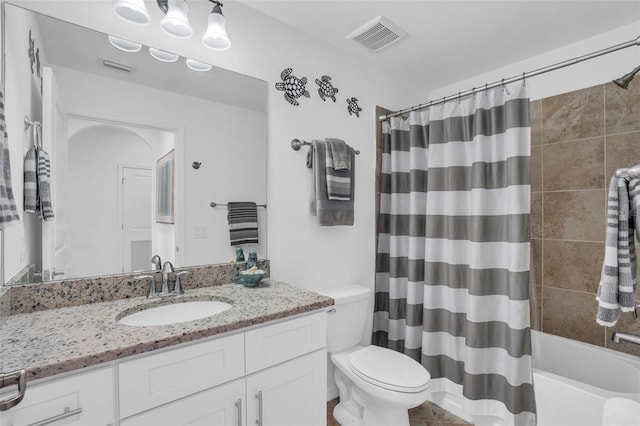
[0, 279, 332, 426]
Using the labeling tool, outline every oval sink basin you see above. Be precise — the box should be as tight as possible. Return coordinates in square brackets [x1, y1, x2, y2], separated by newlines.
[117, 300, 232, 326]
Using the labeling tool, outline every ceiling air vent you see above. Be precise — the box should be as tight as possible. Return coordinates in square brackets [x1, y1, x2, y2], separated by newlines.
[347, 16, 407, 52]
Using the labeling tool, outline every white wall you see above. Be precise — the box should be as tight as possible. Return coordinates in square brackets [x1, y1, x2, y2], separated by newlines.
[427, 21, 640, 102]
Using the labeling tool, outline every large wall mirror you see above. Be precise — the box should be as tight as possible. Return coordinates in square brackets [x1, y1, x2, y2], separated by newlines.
[2, 3, 268, 285]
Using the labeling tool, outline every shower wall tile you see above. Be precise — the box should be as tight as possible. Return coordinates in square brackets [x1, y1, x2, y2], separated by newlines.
[542, 137, 604, 191]
[530, 100, 542, 147]
[543, 287, 605, 346]
[531, 146, 542, 192]
[543, 240, 604, 293]
[530, 192, 542, 239]
[543, 190, 605, 241]
[605, 131, 640, 179]
[542, 85, 604, 144]
[605, 81, 640, 135]
[531, 238, 542, 286]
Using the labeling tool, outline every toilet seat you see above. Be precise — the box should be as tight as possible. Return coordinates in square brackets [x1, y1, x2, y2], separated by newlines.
[347, 345, 430, 393]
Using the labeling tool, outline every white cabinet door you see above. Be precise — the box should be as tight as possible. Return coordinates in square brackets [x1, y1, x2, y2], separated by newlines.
[245, 312, 326, 374]
[0, 367, 114, 426]
[121, 379, 246, 426]
[246, 349, 326, 426]
[119, 333, 245, 418]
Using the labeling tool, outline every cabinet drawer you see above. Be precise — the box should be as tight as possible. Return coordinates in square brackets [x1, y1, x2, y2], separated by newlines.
[119, 333, 244, 419]
[245, 311, 326, 374]
[0, 367, 114, 426]
[121, 379, 245, 426]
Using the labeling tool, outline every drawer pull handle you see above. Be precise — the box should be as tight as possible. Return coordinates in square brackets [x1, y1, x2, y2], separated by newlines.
[255, 391, 263, 426]
[235, 398, 242, 426]
[28, 406, 83, 426]
[0, 369, 26, 412]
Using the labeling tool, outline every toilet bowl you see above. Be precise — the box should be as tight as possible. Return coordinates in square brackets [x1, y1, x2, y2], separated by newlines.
[318, 285, 431, 426]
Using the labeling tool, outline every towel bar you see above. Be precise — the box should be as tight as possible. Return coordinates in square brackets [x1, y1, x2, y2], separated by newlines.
[291, 138, 360, 155]
[210, 202, 267, 208]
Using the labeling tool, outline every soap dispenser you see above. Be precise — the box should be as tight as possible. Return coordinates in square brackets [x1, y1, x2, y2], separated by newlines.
[246, 251, 259, 269]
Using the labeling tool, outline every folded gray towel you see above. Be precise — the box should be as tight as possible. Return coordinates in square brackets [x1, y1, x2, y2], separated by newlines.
[325, 142, 351, 201]
[24, 146, 38, 214]
[0, 85, 20, 229]
[227, 202, 258, 246]
[326, 138, 351, 171]
[596, 176, 638, 326]
[310, 140, 354, 226]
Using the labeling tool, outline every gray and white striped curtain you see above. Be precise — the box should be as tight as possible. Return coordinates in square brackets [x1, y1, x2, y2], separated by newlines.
[373, 84, 536, 425]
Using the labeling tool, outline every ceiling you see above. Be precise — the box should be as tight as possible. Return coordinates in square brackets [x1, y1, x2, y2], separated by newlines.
[239, 0, 640, 91]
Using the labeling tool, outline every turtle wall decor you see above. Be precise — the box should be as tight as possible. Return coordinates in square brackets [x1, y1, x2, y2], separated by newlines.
[275, 67, 310, 106]
[346, 97, 363, 118]
[315, 75, 339, 102]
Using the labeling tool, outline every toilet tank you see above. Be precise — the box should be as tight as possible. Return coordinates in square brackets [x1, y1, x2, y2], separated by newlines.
[317, 285, 371, 352]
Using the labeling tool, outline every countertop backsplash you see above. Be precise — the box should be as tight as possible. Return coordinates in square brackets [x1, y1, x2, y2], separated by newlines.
[2, 260, 270, 316]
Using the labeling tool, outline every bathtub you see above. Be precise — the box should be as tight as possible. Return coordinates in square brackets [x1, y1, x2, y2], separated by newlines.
[426, 330, 640, 426]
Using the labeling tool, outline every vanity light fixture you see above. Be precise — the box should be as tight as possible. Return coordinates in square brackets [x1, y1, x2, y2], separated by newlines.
[114, 0, 230, 51]
[160, 0, 193, 39]
[149, 47, 179, 63]
[113, 0, 150, 25]
[202, 1, 230, 51]
[108, 35, 142, 53]
[186, 58, 212, 72]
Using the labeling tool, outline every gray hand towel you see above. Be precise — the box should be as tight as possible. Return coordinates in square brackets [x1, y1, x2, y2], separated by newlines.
[326, 138, 351, 171]
[227, 202, 258, 246]
[24, 146, 38, 214]
[37, 147, 54, 221]
[310, 140, 355, 226]
[596, 176, 638, 326]
[325, 142, 351, 201]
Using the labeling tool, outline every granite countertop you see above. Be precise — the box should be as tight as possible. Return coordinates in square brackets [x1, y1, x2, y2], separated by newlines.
[0, 279, 333, 382]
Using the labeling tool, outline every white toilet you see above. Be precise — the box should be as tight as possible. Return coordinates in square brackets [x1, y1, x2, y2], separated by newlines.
[318, 285, 431, 426]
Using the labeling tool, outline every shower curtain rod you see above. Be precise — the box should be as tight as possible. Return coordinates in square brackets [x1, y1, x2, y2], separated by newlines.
[379, 35, 640, 121]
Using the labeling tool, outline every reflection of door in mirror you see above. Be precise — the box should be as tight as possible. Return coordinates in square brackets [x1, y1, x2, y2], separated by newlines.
[121, 166, 152, 273]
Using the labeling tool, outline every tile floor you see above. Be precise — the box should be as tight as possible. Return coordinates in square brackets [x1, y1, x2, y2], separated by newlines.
[327, 398, 473, 426]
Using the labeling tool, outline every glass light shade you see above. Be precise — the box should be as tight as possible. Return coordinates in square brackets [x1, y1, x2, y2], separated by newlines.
[186, 59, 212, 72]
[202, 12, 230, 51]
[160, 0, 193, 39]
[108, 35, 142, 53]
[149, 48, 179, 63]
[113, 0, 150, 25]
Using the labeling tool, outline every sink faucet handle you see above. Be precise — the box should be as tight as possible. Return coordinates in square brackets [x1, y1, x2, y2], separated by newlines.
[134, 274, 156, 298]
[173, 270, 191, 295]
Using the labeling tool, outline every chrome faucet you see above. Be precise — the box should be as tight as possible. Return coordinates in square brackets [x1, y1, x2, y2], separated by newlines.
[161, 261, 174, 295]
[151, 255, 162, 271]
[611, 331, 640, 345]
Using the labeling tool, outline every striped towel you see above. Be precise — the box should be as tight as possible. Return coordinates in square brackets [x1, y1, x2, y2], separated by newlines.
[37, 147, 54, 221]
[227, 202, 258, 246]
[325, 141, 353, 201]
[596, 176, 638, 326]
[0, 85, 20, 229]
[24, 147, 38, 213]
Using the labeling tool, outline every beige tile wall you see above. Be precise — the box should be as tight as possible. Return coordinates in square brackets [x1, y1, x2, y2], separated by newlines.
[531, 81, 640, 357]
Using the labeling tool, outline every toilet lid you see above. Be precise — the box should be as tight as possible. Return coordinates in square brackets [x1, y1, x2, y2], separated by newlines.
[348, 346, 431, 393]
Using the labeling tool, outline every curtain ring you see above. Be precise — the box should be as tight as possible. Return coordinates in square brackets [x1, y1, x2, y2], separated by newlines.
[442, 95, 447, 104]
[458, 92, 462, 103]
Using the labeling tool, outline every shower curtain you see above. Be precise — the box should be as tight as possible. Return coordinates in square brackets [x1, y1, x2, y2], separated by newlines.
[373, 84, 536, 425]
